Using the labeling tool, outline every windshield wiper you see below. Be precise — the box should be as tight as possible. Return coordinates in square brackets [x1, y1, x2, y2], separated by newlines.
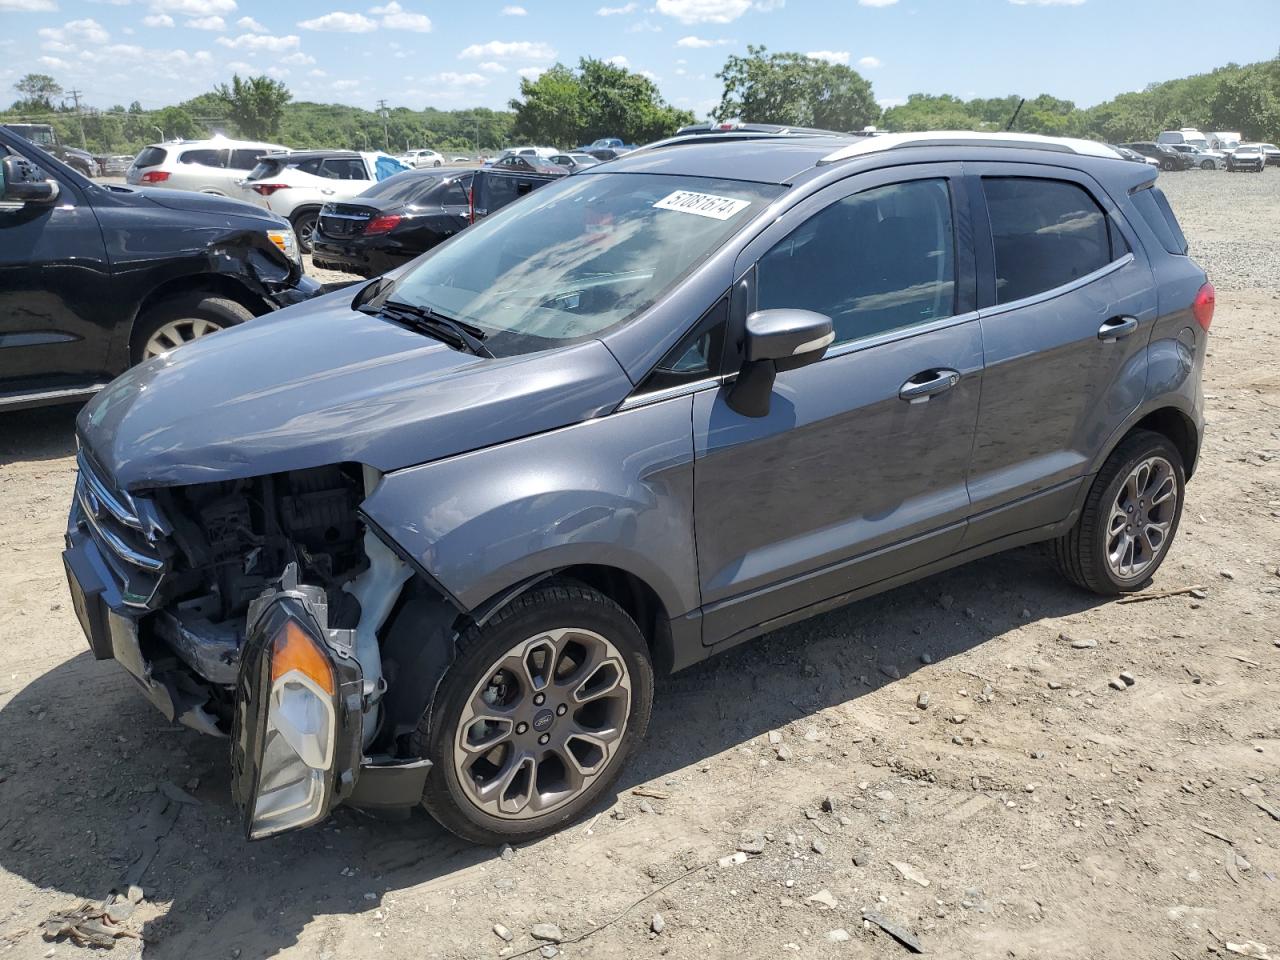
[365, 298, 493, 358]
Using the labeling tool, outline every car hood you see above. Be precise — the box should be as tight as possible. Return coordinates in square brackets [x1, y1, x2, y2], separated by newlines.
[140, 187, 281, 222]
[77, 292, 634, 491]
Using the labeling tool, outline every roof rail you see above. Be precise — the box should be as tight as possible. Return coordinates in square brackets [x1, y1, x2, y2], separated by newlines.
[634, 129, 851, 155]
[818, 131, 1121, 165]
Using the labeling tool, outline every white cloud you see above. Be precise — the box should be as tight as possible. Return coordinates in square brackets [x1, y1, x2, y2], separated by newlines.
[478, 60, 506, 72]
[40, 17, 110, 45]
[142, 12, 172, 25]
[226, 59, 252, 71]
[858, 0, 898, 5]
[606, 54, 630, 67]
[236, 15, 266, 31]
[676, 34, 730, 47]
[371, 1, 431, 31]
[655, 0, 749, 23]
[216, 31, 300, 50]
[153, 0, 236, 12]
[186, 15, 225, 29]
[459, 39, 554, 60]
[430, 71, 488, 87]
[627, 18, 662, 31]
[501, 4, 526, 13]
[1, 0, 58, 9]
[331, 78, 359, 90]
[1010, 0, 1085, 4]
[37, 55, 69, 67]
[877, 95, 906, 108]
[309, 67, 326, 76]
[806, 50, 848, 65]
[298, 11, 377, 31]
[638, 69, 659, 81]
[857, 55, 881, 68]
[517, 66, 545, 80]
[596, 1, 636, 12]
[281, 51, 315, 65]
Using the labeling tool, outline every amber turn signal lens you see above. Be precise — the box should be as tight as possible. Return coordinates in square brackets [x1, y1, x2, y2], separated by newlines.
[271, 619, 336, 695]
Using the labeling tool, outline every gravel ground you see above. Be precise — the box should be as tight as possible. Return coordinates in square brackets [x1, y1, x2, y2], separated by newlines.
[0, 168, 1278, 960]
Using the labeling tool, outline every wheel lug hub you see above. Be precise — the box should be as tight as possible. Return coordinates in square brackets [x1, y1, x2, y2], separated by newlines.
[533, 693, 545, 706]
[515, 722, 528, 735]
[538, 733, 550, 746]
[556, 704, 567, 716]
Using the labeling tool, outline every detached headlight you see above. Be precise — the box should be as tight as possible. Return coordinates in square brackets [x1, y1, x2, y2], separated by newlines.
[232, 585, 361, 840]
[266, 226, 300, 263]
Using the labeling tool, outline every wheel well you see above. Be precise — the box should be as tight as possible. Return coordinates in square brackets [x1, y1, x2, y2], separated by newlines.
[1130, 407, 1199, 478]
[554, 564, 669, 652]
[132, 273, 269, 334]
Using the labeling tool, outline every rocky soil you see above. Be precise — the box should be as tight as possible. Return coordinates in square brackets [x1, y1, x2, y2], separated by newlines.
[0, 168, 1277, 960]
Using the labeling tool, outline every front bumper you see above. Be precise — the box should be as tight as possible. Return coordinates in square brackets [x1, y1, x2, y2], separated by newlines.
[62, 519, 431, 831]
[266, 273, 323, 308]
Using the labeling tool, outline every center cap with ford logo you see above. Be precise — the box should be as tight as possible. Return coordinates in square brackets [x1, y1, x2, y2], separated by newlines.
[532, 708, 555, 733]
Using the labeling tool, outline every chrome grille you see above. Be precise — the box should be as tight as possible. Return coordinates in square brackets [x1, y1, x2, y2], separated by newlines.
[74, 451, 170, 608]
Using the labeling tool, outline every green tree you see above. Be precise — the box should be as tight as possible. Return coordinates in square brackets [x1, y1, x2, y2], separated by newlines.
[509, 64, 582, 146]
[213, 74, 292, 140]
[12, 73, 62, 112]
[714, 46, 879, 131]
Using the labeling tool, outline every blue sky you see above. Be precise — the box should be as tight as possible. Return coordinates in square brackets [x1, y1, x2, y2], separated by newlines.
[1, 0, 1276, 117]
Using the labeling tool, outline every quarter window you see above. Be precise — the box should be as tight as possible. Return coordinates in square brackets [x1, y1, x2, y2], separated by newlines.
[983, 177, 1117, 304]
[179, 149, 226, 167]
[757, 179, 956, 347]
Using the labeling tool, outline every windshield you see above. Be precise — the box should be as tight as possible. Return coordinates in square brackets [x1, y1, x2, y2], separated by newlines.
[389, 172, 783, 355]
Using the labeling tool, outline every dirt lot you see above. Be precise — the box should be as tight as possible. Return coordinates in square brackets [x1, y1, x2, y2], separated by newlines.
[1, 169, 1278, 960]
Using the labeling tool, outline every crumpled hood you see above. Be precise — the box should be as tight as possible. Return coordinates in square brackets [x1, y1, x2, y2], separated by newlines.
[78, 293, 633, 491]
[139, 186, 281, 223]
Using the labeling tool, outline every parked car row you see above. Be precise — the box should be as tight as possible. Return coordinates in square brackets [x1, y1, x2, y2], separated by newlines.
[1114, 138, 1276, 172]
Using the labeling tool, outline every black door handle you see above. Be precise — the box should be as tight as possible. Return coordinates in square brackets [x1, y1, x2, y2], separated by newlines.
[899, 368, 960, 403]
[1098, 315, 1139, 342]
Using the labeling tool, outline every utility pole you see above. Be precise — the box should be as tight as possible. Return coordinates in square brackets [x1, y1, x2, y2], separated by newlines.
[376, 99, 390, 151]
[65, 88, 88, 149]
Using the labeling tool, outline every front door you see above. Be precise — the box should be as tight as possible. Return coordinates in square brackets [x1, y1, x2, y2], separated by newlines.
[962, 164, 1156, 546]
[0, 141, 113, 397]
[694, 165, 983, 646]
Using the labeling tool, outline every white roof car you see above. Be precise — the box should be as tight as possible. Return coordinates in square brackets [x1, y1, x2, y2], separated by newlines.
[236, 149, 410, 252]
[399, 149, 444, 168]
[126, 137, 289, 195]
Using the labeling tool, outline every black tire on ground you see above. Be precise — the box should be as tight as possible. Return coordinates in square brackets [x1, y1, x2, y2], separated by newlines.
[1051, 429, 1186, 596]
[1201, 160, 1215, 170]
[291, 209, 320, 253]
[1161, 158, 1176, 171]
[129, 293, 254, 365]
[414, 579, 654, 844]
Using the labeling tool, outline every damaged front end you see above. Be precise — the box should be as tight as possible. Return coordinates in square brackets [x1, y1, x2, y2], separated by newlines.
[64, 455, 441, 839]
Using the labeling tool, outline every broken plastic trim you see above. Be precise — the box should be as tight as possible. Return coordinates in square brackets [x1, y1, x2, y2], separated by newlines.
[231, 565, 364, 840]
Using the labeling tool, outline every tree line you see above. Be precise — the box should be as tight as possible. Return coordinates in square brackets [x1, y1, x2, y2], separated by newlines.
[5, 50, 1279, 158]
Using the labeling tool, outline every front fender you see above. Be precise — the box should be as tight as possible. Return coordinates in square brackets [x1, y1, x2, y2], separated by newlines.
[361, 396, 700, 622]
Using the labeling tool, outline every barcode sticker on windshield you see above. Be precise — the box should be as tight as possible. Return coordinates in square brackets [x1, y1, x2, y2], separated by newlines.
[653, 190, 752, 220]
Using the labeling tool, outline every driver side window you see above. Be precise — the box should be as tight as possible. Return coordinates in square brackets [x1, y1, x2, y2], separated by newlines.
[757, 178, 957, 348]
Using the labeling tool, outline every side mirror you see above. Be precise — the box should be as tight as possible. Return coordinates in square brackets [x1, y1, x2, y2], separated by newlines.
[1, 155, 59, 208]
[727, 309, 834, 418]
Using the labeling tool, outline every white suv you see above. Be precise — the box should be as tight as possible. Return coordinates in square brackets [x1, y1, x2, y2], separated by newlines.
[126, 137, 288, 195]
[399, 148, 444, 168]
[237, 150, 409, 251]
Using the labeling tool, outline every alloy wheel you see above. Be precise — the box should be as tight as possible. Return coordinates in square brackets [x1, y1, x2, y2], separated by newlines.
[1106, 455, 1178, 582]
[142, 317, 225, 359]
[453, 627, 631, 820]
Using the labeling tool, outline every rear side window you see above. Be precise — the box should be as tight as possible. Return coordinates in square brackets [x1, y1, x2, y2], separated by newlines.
[321, 158, 367, 180]
[441, 177, 470, 206]
[179, 149, 226, 167]
[483, 173, 519, 211]
[229, 148, 264, 170]
[983, 177, 1114, 304]
[1130, 186, 1188, 256]
[757, 178, 957, 346]
[134, 146, 167, 167]
[247, 159, 282, 180]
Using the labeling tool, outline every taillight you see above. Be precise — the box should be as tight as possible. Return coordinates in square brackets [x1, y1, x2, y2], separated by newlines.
[251, 183, 290, 197]
[467, 185, 475, 224]
[363, 214, 401, 235]
[1192, 281, 1215, 332]
[139, 171, 170, 184]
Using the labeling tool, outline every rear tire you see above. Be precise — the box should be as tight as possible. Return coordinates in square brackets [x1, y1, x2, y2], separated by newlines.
[291, 209, 319, 253]
[130, 293, 253, 365]
[414, 580, 653, 844]
[1052, 430, 1185, 595]
[1201, 160, 1215, 170]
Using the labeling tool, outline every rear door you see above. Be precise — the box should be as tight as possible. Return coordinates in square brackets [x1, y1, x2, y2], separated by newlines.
[963, 163, 1154, 547]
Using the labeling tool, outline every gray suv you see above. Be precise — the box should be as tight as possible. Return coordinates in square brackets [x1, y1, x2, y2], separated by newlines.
[63, 131, 1211, 844]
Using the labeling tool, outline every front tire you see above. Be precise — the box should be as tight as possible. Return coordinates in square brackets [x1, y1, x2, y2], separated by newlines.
[1052, 429, 1185, 595]
[1201, 160, 1215, 170]
[415, 580, 653, 844]
[291, 209, 319, 253]
[130, 293, 253, 364]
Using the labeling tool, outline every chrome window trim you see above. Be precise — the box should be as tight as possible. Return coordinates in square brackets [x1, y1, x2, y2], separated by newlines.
[618, 375, 723, 411]
[822, 309, 980, 361]
[979, 253, 1135, 320]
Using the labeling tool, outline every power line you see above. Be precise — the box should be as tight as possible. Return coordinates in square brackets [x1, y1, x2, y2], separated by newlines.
[64, 87, 87, 149]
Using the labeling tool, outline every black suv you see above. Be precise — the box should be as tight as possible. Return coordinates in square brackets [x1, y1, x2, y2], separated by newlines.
[312, 167, 563, 277]
[0, 126, 321, 411]
[1122, 142, 1192, 171]
[3, 123, 100, 177]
